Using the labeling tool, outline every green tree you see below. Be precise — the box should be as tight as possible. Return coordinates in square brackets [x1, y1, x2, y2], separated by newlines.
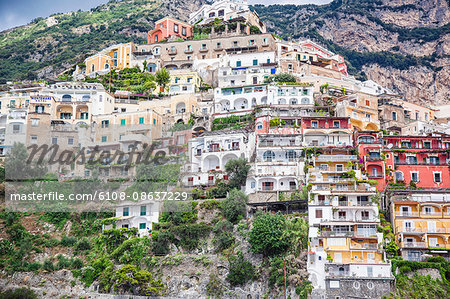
[249, 213, 291, 256]
[221, 189, 248, 224]
[226, 253, 257, 286]
[225, 158, 250, 189]
[5, 142, 47, 180]
[155, 67, 170, 91]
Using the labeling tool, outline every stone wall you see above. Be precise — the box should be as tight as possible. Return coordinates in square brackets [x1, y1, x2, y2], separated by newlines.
[325, 278, 392, 299]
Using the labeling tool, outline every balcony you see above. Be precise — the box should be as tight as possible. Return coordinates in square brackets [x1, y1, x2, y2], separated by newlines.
[214, 46, 223, 51]
[395, 211, 419, 217]
[315, 155, 357, 162]
[199, 47, 208, 53]
[400, 241, 427, 248]
[321, 231, 354, 237]
[168, 49, 177, 55]
[350, 243, 379, 250]
[184, 49, 194, 54]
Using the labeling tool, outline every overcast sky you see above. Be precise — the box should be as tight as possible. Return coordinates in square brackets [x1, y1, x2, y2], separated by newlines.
[0, 0, 333, 32]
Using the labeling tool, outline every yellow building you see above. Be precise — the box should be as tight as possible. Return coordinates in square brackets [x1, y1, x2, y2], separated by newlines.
[390, 192, 450, 261]
[168, 70, 202, 95]
[335, 93, 380, 131]
[84, 42, 136, 76]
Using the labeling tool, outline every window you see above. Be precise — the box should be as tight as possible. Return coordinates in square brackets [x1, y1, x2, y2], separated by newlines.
[123, 207, 129, 216]
[101, 120, 109, 128]
[174, 24, 179, 33]
[216, 42, 222, 49]
[51, 137, 58, 145]
[392, 111, 397, 121]
[311, 121, 318, 128]
[365, 100, 370, 106]
[154, 35, 158, 42]
[434, 172, 442, 183]
[262, 38, 268, 45]
[12, 124, 20, 134]
[139, 223, 146, 229]
[395, 171, 404, 181]
[139, 117, 144, 124]
[236, 60, 241, 67]
[233, 41, 238, 47]
[182, 26, 186, 36]
[411, 172, 419, 182]
[353, 281, 360, 289]
[35, 105, 45, 113]
[30, 135, 37, 144]
[361, 211, 369, 220]
[68, 138, 74, 145]
[263, 150, 275, 162]
[424, 141, 431, 149]
[424, 206, 433, 215]
[140, 205, 146, 216]
[31, 119, 39, 127]
[101, 136, 107, 142]
[333, 121, 340, 128]
[256, 122, 263, 130]
[252, 59, 258, 66]
[315, 209, 323, 218]
[153, 118, 157, 125]
[120, 119, 126, 126]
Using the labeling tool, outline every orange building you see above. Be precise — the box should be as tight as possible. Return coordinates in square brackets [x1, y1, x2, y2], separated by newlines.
[147, 17, 193, 44]
[389, 191, 450, 261]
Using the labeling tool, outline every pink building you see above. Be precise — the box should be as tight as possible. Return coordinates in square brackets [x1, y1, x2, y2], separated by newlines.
[147, 17, 193, 44]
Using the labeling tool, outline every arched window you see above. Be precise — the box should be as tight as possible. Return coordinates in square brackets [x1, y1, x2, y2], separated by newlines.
[395, 171, 404, 181]
[62, 94, 72, 102]
[263, 150, 275, 162]
[256, 122, 263, 130]
[301, 97, 310, 104]
[286, 150, 297, 161]
[104, 63, 109, 69]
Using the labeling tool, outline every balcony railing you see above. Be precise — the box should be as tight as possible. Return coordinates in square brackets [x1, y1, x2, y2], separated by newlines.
[395, 211, 419, 217]
[315, 155, 357, 162]
[320, 231, 354, 237]
[350, 243, 379, 250]
[400, 242, 427, 248]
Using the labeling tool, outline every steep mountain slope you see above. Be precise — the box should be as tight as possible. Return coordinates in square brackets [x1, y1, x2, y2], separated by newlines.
[252, 0, 450, 105]
[0, 0, 448, 105]
[0, 0, 205, 82]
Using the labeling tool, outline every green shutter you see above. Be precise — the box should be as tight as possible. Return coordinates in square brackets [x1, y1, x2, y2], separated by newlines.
[139, 223, 146, 229]
[121, 119, 126, 126]
[139, 117, 144, 124]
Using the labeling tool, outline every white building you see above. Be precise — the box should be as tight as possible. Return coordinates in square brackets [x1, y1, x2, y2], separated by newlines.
[218, 51, 277, 88]
[189, 0, 266, 33]
[104, 200, 160, 237]
[183, 129, 254, 187]
[245, 133, 304, 194]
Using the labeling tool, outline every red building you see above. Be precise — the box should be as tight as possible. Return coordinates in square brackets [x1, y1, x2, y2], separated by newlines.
[147, 17, 193, 44]
[355, 131, 386, 191]
[383, 135, 450, 190]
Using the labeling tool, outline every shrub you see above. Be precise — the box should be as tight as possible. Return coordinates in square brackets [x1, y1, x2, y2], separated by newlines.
[249, 213, 291, 256]
[227, 253, 257, 286]
[0, 287, 37, 299]
[152, 230, 174, 255]
[75, 237, 91, 251]
[206, 273, 223, 297]
[113, 264, 164, 296]
[43, 259, 54, 271]
[60, 235, 77, 247]
[399, 266, 412, 274]
[71, 258, 84, 269]
[45, 238, 59, 248]
[213, 220, 235, 252]
[171, 223, 211, 251]
[225, 158, 251, 189]
[221, 189, 247, 224]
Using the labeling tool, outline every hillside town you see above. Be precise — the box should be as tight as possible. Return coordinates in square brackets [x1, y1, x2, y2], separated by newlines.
[1, 1, 450, 298]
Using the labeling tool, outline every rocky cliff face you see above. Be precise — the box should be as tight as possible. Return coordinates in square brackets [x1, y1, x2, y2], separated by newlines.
[254, 0, 450, 105]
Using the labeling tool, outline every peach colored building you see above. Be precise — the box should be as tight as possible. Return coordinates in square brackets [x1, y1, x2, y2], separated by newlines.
[147, 17, 193, 44]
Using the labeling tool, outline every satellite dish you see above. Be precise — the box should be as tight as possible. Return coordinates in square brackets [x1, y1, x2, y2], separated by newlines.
[387, 143, 393, 149]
